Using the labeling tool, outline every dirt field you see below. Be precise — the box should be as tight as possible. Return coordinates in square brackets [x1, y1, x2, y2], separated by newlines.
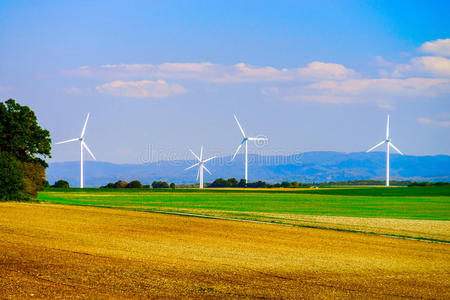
[143, 207, 450, 242]
[0, 203, 449, 299]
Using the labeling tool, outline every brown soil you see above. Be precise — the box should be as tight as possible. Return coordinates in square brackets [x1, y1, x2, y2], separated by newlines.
[0, 202, 449, 299]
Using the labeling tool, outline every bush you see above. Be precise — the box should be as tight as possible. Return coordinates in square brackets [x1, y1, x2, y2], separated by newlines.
[152, 181, 169, 188]
[53, 180, 70, 188]
[170, 183, 176, 189]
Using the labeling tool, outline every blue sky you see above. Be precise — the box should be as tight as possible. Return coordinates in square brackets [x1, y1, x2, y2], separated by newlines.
[0, 0, 449, 163]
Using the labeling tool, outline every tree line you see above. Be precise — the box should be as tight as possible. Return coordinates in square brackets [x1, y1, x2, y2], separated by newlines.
[208, 178, 312, 188]
[100, 180, 176, 189]
[48, 178, 450, 189]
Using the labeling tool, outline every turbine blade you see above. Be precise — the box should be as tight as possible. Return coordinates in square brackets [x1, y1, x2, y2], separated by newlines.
[203, 156, 216, 163]
[196, 167, 200, 181]
[231, 142, 244, 161]
[82, 141, 96, 160]
[81, 113, 90, 138]
[185, 162, 200, 171]
[234, 114, 246, 137]
[367, 140, 385, 152]
[386, 114, 390, 139]
[200, 145, 203, 161]
[389, 142, 403, 155]
[203, 165, 212, 175]
[189, 149, 201, 162]
[55, 138, 79, 145]
[248, 137, 268, 141]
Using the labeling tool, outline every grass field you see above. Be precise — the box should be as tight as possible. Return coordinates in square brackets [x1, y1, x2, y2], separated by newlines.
[37, 186, 450, 242]
[1, 202, 449, 299]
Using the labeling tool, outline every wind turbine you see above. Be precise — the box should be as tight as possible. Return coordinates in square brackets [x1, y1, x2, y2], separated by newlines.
[185, 146, 216, 188]
[231, 114, 268, 184]
[55, 113, 96, 188]
[366, 115, 403, 187]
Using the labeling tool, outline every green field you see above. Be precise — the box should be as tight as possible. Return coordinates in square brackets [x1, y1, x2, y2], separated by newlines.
[38, 186, 450, 220]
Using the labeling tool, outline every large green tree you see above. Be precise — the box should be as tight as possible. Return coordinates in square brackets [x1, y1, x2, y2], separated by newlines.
[0, 99, 51, 200]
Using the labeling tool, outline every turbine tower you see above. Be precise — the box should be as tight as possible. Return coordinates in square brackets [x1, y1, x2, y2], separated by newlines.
[231, 114, 268, 184]
[185, 146, 216, 188]
[55, 113, 96, 188]
[366, 115, 403, 187]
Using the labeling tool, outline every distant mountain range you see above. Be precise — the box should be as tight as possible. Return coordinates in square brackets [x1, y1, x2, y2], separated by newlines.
[47, 151, 450, 187]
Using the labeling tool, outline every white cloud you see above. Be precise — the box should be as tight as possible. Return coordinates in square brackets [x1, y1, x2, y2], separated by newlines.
[410, 56, 450, 77]
[63, 61, 357, 83]
[377, 55, 450, 78]
[264, 77, 450, 104]
[418, 117, 450, 128]
[96, 80, 187, 98]
[311, 77, 450, 97]
[419, 38, 450, 57]
[295, 61, 358, 80]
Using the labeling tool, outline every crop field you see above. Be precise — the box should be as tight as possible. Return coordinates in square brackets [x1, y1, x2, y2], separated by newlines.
[38, 186, 450, 242]
[1, 202, 449, 299]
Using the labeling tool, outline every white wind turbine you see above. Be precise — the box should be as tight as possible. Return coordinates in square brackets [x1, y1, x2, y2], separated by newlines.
[55, 113, 96, 188]
[366, 115, 403, 187]
[185, 146, 216, 188]
[231, 114, 268, 184]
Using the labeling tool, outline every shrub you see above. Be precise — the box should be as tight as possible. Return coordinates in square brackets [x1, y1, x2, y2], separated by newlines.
[53, 180, 70, 188]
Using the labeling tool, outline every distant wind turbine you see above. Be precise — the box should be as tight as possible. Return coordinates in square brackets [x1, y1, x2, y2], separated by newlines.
[231, 114, 268, 184]
[366, 115, 403, 187]
[55, 113, 96, 188]
[185, 146, 216, 189]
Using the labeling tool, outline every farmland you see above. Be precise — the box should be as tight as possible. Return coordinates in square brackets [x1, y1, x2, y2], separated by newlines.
[37, 186, 450, 242]
[1, 202, 449, 299]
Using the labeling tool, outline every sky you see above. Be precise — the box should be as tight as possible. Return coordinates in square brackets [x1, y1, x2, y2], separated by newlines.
[0, 0, 449, 164]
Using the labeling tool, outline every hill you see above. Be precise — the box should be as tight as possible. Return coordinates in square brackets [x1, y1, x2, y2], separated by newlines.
[46, 151, 450, 187]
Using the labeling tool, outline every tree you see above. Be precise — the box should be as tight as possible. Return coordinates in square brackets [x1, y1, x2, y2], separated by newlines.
[0, 99, 51, 167]
[247, 181, 268, 188]
[0, 152, 26, 201]
[0, 99, 51, 201]
[43, 180, 50, 188]
[226, 178, 238, 187]
[170, 183, 176, 189]
[53, 180, 70, 188]
[281, 181, 291, 188]
[237, 179, 247, 188]
[209, 178, 227, 188]
[152, 181, 169, 188]
[126, 180, 143, 188]
[114, 180, 129, 188]
[23, 161, 47, 197]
